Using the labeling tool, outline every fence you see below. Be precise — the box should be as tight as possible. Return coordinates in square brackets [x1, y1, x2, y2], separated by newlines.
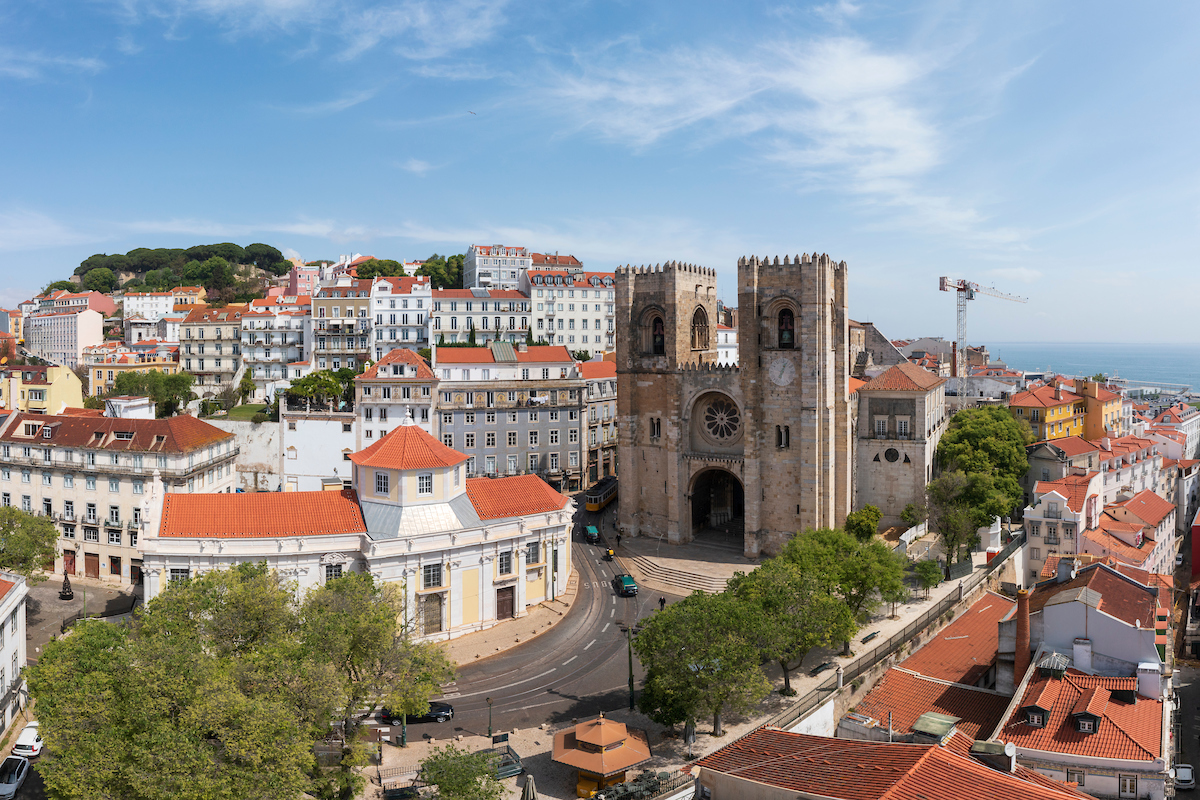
[761, 532, 1025, 733]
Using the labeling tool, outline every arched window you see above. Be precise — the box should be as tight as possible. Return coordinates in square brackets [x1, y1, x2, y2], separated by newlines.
[778, 309, 795, 349]
[775, 425, 790, 448]
[691, 307, 709, 350]
[652, 316, 666, 355]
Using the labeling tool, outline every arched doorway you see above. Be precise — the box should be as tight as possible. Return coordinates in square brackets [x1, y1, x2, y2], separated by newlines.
[690, 469, 745, 549]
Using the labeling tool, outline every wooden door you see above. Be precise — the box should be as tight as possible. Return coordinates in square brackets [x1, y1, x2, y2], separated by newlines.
[130, 563, 142, 585]
[64, 551, 76, 575]
[84, 552, 100, 579]
[496, 586, 514, 620]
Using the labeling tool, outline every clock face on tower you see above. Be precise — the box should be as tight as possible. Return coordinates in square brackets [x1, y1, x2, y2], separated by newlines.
[768, 357, 796, 387]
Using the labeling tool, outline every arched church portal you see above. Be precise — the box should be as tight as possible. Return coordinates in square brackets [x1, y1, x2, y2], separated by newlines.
[689, 469, 745, 549]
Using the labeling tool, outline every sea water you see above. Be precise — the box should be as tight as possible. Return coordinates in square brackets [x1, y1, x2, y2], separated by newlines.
[989, 342, 1200, 394]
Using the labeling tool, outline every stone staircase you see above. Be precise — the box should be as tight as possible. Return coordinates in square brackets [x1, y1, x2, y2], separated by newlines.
[627, 555, 731, 595]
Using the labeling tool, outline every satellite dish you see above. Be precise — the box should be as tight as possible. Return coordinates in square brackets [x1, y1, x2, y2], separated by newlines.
[1004, 741, 1016, 758]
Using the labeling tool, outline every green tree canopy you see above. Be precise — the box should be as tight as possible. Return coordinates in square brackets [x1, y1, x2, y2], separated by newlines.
[924, 469, 1009, 569]
[83, 267, 117, 293]
[419, 745, 504, 800]
[845, 504, 883, 543]
[937, 406, 1033, 512]
[633, 590, 770, 736]
[245, 243, 287, 273]
[286, 370, 345, 408]
[415, 253, 464, 289]
[109, 370, 195, 417]
[914, 560, 942, 597]
[354, 258, 407, 280]
[44, 280, 77, 293]
[0, 507, 59, 582]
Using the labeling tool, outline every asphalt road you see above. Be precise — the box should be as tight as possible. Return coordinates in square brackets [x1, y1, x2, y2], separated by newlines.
[365, 501, 683, 741]
[1176, 663, 1198, 782]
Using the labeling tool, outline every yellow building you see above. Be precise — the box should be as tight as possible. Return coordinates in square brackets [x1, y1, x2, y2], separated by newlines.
[172, 286, 207, 306]
[1073, 378, 1123, 438]
[1009, 384, 1085, 440]
[85, 351, 181, 397]
[0, 365, 85, 414]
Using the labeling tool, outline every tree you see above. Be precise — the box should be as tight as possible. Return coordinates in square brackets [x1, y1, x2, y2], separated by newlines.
[0, 507, 58, 582]
[728, 558, 855, 695]
[845, 505, 882, 543]
[901, 503, 925, 528]
[637, 667, 691, 730]
[415, 253, 464, 289]
[238, 373, 256, 403]
[571, 349, 592, 362]
[110, 370, 195, 417]
[75, 253, 111, 276]
[937, 406, 1032, 513]
[419, 745, 503, 800]
[287, 371, 344, 409]
[83, 267, 116, 293]
[44, 280, 76, 293]
[914, 560, 942, 598]
[246, 243, 287, 273]
[633, 591, 769, 736]
[467, 326, 477, 345]
[354, 259, 407, 280]
[924, 469, 1008, 572]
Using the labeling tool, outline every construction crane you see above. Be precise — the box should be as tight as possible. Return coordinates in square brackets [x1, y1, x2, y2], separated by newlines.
[938, 277, 1028, 396]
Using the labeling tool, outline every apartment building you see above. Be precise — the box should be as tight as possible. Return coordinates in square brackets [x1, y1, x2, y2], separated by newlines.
[370, 276, 432, 358]
[463, 244, 532, 290]
[0, 410, 236, 585]
[181, 306, 247, 393]
[38, 290, 117, 316]
[430, 289, 530, 346]
[1021, 436, 1100, 508]
[172, 286, 206, 305]
[1151, 402, 1200, 458]
[715, 324, 738, 366]
[83, 347, 180, 397]
[0, 310, 21, 340]
[1094, 434, 1165, 505]
[354, 348, 438, 446]
[1009, 384, 1086, 440]
[0, 572, 28, 739]
[311, 277, 371, 371]
[122, 291, 176, 322]
[0, 365, 84, 413]
[240, 305, 307, 401]
[286, 261, 321, 296]
[24, 308, 104, 368]
[519, 271, 615, 355]
[1022, 470, 1103, 580]
[580, 360, 617, 485]
[432, 343, 585, 491]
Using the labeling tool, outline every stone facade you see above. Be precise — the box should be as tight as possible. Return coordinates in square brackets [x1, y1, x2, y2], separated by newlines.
[616, 254, 852, 557]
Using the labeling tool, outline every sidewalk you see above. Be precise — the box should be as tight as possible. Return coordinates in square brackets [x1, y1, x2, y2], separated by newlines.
[441, 569, 580, 667]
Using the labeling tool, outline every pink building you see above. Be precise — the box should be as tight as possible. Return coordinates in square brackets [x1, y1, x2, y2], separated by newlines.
[287, 262, 321, 296]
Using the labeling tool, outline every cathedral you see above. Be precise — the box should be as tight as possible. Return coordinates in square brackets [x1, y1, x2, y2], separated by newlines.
[615, 253, 853, 557]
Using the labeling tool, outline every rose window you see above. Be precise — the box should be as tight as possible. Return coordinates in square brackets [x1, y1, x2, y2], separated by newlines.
[704, 399, 741, 440]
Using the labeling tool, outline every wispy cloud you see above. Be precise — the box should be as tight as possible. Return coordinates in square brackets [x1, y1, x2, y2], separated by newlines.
[107, 0, 508, 58]
[269, 87, 379, 115]
[398, 158, 435, 175]
[0, 48, 105, 80]
[0, 210, 91, 251]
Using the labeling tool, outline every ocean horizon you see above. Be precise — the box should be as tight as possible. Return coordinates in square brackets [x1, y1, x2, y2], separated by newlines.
[986, 342, 1200, 394]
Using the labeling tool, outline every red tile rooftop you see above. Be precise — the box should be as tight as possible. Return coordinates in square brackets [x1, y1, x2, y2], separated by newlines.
[465, 475, 568, 520]
[900, 591, 1015, 685]
[348, 422, 467, 471]
[160, 489, 366, 538]
[853, 668, 1011, 741]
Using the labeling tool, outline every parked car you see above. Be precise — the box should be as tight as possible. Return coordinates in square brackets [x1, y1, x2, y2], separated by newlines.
[0, 756, 28, 799]
[12, 722, 42, 758]
[1177, 763, 1195, 791]
[380, 701, 454, 725]
[611, 573, 638, 597]
[1178, 553, 1185, 567]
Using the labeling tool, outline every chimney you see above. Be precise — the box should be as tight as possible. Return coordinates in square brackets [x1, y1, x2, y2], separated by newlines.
[969, 740, 1017, 774]
[1055, 385, 1063, 401]
[1073, 637, 1093, 672]
[1137, 663, 1162, 699]
[518, 341, 528, 353]
[1014, 589, 1031, 683]
[1056, 558, 1078, 584]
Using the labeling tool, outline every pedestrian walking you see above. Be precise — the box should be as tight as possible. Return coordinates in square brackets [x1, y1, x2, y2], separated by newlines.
[616, 533, 622, 549]
[658, 596, 666, 612]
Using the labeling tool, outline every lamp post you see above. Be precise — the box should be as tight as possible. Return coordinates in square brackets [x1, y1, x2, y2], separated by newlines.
[400, 713, 407, 748]
[487, 696, 493, 738]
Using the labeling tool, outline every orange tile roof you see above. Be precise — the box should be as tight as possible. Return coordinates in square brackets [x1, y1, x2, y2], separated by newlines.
[1001, 669, 1162, 761]
[849, 376, 868, 394]
[465, 475, 568, 520]
[357, 348, 435, 380]
[160, 489, 365, 538]
[1111, 489, 1174, 527]
[1034, 472, 1099, 513]
[1031, 436, 1099, 457]
[182, 305, 248, 324]
[579, 361, 616, 379]
[0, 412, 232, 453]
[349, 423, 467, 470]
[853, 668, 1011, 741]
[0, 577, 14, 601]
[1029, 563, 1161, 625]
[1010, 385, 1083, 408]
[529, 253, 584, 267]
[900, 591, 1015, 685]
[1040, 553, 1124, 579]
[692, 727, 1088, 800]
[859, 362, 946, 393]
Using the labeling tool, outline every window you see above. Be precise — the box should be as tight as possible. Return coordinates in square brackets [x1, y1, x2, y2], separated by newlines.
[62, 524, 75, 539]
[109, 478, 119, 492]
[443, 434, 454, 448]
[20, 470, 29, 484]
[64, 500, 73, 518]
[84, 526, 99, 542]
[529, 430, 539, 446]
[1030, 547, 1041, 560]
[498, 551, 513, 575]
[1066, 770, 1084, 787]
[486, 432, 496, 447]
[1027, 711, 1043, 727]
[465, 411, 475, 424]
[169, 568, 190, 584]
[486, 411, 496, 424]
[465, 432, 475, 448]
[418, 473, 433, 495]
[20, 495, 30, 512]
[550, 429, 559, 444]
[108, 505, 120, 524]
[423, 563, 442, 589]
[443, 413, 453, 425]
[507, 431, 517, 447]
[527, 541, 540, 563]
[325, 564, 343, 582]
[375, 471, 390, 495]
[778, 308, 795, 348]
[342, 423, 352, 433]
[1119, 775, 1136, 796]
[690, 307, 709, 349]
[42, 472, 51, 486]
[549, 453, 559, 471]
[1077, 718, 1094, 733]
[529, 411, 538, 422]
[109, 528, 121, 545]
[875, 419, 887, 437]
[897, 419, 910, 437]
[569, 428, 579, 444]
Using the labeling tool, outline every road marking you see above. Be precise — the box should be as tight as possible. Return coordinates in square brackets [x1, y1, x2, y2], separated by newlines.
[602, 623, 610, 633]
[610, 608, 615, 618]
[441, 692, 461, 698]
[441, 669, 557, 700]
[611, 596, 615, 605]
[563, 656, 578, 666]
[584, 639, 596, 650]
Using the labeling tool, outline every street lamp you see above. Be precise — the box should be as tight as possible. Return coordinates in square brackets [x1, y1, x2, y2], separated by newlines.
[487, 696, 493, 738]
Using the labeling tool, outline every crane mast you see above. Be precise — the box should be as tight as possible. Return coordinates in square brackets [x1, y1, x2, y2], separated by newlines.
[938, 277, 1028, 396]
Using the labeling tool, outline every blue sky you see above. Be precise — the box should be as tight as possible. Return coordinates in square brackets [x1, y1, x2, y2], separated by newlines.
[2, 1, 1197, 343]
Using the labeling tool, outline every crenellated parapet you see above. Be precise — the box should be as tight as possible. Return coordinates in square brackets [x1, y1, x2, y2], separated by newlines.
[614, 260, 718, 277]
[737, 253, 847, 270]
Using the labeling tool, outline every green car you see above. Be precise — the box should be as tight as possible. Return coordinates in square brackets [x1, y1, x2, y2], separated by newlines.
[584, 526, 602, 545]
[612, 573, 638, 597]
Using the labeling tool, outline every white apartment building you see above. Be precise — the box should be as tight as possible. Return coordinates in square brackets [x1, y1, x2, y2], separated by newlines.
[24, 308, 104, 368]
[370, 276, 432, 359]
[1095, 434, 1165, 505]
[0, 410, 237, 585]
[518, 271, 615, 355]
[354, 348, 438, 447]
[156, 312, 185, 343]
[0, 572, 27, 738]
[463, 244, 533, 291]
[580, 360, 618, 485]
[241, 306, 308, 401]
[430, 289, 530, 346]
[122, 291, 176, 322]
[1022, 470, 1103, 581]
[1152, 402, 1200, 458]
[716, 324, 739, 366]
